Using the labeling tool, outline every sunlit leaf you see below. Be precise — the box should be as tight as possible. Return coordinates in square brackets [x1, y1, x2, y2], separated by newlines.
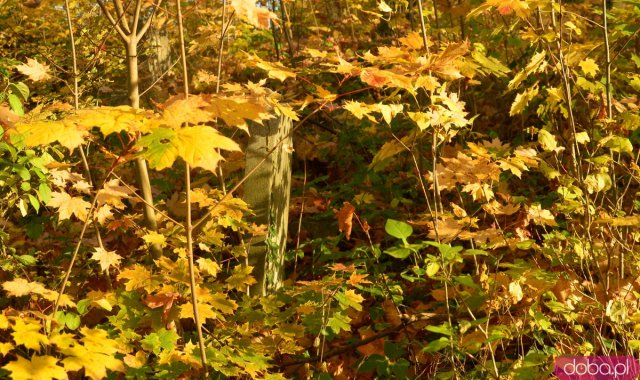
[16, 58, 51, 82]
[47, 191, 91, 221]
[91, 247, 122, 272]
[3, 355, 66, 380]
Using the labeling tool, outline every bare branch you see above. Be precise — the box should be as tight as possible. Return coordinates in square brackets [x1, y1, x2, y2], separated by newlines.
[112, 0, 132, 34]
[137, 0, 165, 43]
[97, 0, 129, 42]
[132, 0, 142, 36]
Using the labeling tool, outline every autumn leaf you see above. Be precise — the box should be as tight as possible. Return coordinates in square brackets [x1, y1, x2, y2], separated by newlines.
[60, 327, 125, 380]
[336, 202, 356, 240]
[206, 96, 271, 131]
[96, 179, 133, 209]
[399, 31, 429, 50]
[3, 355, 66, 380]
[509, 84, 539, 116]
[16, 120, 88, 151]
[508, 281, 524, 303]
[527, 203, 557, 226]
[0, 342, 13, 356]
[16, 58, 51, 82]
[143, 292, 180, 325]
[378, 0, 392, 12]
[197, 258, 221, 278]
[226, 265, 257, 291]
[118, 264, 161, 292]
[3, 278, 47, 297]
[47, 191, 91, 221]
[0, 106, 21, 131]
[343, 101, 376, 121]
[142, 231, 168, 248]
[248, 54, 296, 81]
[174, 125, 240, 172]
[160, 95, 213, 128]
[538, 129, 563, 152]
[347, 272, 372, 287]
[180, 302, 219, 322]
[136, 125, 240, 172]
[2, 278, 74, 307]
[12, 318, 48, 350]
[360, 69, 389, 88]
[73, 106, 158, 136]
[231, 0, 276, 29]
[579, 58, 599, 78]
[335, 289, 365, 311]
[91, 247, 122, 272]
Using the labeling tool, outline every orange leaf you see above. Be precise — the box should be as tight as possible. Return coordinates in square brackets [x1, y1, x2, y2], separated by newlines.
[347, 272, 372, 287]
[360, 69, 388, 88]
[336, 202, 356, 240]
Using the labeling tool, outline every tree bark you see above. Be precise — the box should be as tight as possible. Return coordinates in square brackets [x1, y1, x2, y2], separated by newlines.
[126, 40, 162, 259]
[244, 115, 292, 296]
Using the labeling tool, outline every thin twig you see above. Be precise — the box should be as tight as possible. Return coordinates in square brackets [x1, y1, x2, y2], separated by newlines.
[176, 0, 208, 376]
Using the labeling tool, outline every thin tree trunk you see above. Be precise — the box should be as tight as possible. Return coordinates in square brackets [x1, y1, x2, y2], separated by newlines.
[126, 41, 162, 259]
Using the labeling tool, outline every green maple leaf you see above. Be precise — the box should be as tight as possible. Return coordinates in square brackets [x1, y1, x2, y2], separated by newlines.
[136, 128, 179, 171]
[327, 312, 352, 334]
[141, 328, 179, 355]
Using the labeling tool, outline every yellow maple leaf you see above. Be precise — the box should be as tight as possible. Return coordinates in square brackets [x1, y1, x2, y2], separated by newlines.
[136, 125, 240, 172]
[123, 351, 147, 369]
[12, 318, 48, 350]
[94, 205, 114, 225]
[207, 96, 270, 130]
[73, 106, 158, 136]
[49, 332, 76, 350]
[60, 327, 124, 380]
[0, 314, 9, 329]
[180, 301, 219, 322]
[160, 95, 213, 129]
[248, 54, 296, 81]
[0, 342, 13, 356]
[16, 120, 87, 151]
[91, 247, 122, 272]
[2, 278, 74, 307]
[96, 179, 133, 209]
[407, 111, 432, 131]
[174, 125, 240, 172]
[118, 264, 161, 292]
[16, 58, 52, 82]
[207, 292, 238, 314]
[3, 278, 46, 297]
[343, 101, 376, 121]
[3, 355, 66, 380]
[226, 265, 257, 291]
[47, 192, 91, 221]
[79, 327, 121, 356]
[197, 258, 221, 278]
[142, 231, 167, 248]
[579, 58, 599, 78]
[527, 203, 557, 226]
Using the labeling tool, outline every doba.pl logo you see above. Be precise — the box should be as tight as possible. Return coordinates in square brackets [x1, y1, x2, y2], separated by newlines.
[555, 356, 640, 380]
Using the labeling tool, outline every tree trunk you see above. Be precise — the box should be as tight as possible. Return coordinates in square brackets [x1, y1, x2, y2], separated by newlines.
[126, 41, 162, 259]
[145, 19, 172, 103]
[244, 115, 292, 296]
